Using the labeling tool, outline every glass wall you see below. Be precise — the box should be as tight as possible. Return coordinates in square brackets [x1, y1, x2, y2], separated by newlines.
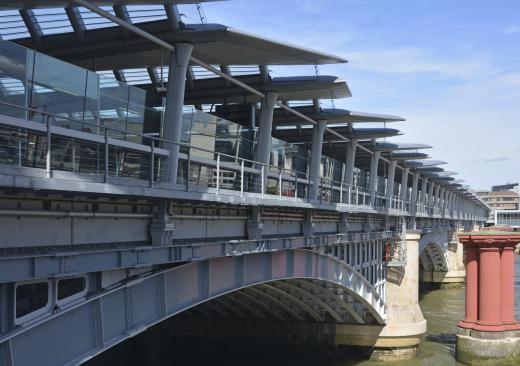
[269, 138, 308, 174]
[0, 40, 164, 142]
[0, 41, 349, 184]
[181, 107, 254, 162]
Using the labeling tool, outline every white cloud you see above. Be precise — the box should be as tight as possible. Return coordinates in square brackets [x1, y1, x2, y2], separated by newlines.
[345, 47, 490, 80]
[504, 25, 520, 34]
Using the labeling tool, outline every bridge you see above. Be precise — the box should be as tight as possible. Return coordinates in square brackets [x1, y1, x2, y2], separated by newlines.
[0, 1, 489, 365]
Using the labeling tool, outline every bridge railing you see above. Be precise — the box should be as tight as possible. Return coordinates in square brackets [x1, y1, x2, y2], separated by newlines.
[0, 100, 478, 220]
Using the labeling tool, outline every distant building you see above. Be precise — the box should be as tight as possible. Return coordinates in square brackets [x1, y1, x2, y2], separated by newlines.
[476, 184, 520, 226]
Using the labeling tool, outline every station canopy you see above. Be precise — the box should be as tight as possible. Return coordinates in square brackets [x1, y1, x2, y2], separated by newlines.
[0, 1, 469, 186]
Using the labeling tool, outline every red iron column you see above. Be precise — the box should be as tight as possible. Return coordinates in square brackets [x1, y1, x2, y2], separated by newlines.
[500, 246, 519, 330]
[474, 247, 505, 332]
[458, 246, 478, 329]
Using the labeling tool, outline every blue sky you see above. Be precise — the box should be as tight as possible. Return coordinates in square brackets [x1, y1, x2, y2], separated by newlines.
[195, 0, 520, 190]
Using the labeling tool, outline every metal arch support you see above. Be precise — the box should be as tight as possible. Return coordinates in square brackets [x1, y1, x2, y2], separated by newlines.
[211, 297, 247, 318]
[272, 281, 343, 323]
[230, 291, 282, 320]
[244, 287, 304, 322]
[200, 300, 229, 318]
[292, 279, 365, 324]
[223, 292, 268, 320]
[259, 283, 324, 322]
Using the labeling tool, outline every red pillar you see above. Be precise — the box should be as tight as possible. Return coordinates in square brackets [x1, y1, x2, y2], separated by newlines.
[458, 246, 478, 329]
[474, 247, 505, 332]
[500, 246, 520, 330]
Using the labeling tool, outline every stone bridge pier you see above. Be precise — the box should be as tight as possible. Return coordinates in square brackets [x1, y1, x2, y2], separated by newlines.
[331, 230, 427, 361]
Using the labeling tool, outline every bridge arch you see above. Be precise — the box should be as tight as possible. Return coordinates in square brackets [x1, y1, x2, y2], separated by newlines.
[0, 249, 386, 366]
[419, 231, 450, 272]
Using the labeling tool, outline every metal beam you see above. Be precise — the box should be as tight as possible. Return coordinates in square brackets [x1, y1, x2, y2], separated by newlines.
[65, 6, 86, 44]
[164, 3, 181, 31]
[19, 9, 42, 49]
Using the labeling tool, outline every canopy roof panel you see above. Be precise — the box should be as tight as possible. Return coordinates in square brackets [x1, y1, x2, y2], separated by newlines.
[170, 75, 351, 104]
[274, 127, 401, 143]
[403, 160, 447, 169]
[15, 21, 346, 67]
[389, 152, 429, 161]
[360, 141, 431, 152]
[272, 106, 404, 126]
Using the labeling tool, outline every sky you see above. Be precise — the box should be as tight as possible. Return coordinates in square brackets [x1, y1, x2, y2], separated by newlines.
[192, 0, 520, 190]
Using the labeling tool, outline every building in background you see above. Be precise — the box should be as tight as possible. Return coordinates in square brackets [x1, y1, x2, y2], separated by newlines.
[475, 183, 520, 226]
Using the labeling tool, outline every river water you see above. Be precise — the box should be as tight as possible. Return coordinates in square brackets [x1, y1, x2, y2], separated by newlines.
[88, 256, 520, 366]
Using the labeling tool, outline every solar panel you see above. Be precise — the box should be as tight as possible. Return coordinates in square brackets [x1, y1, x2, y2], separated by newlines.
[33, 8, 73, 35]
[228, 65, 260, 76]
[122, 68, 151, 85]
[78, 6, 117, 30]
[190, 65, 219, 79]
[97, 71, 120, 88]
[125, 5, 167, 24]
[0, 10, 30, 40]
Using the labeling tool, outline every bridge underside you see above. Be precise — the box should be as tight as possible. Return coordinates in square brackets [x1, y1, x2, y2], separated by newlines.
[0, 249, 385, 366]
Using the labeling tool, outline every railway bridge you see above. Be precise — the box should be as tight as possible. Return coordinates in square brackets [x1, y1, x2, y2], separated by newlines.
[0, 1, 488, 365]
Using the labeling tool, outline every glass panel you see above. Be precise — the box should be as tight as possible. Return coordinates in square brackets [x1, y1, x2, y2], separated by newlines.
[23, 130, 48, 169]
[0, 41, 32, 119]
[99, 75, 129, 140]
[126, 86, 163, 144]
[29, 51, 93, 130]
[268, 137, 307, 174]
[0, 125, 47, 169]
[16, 282, 49, 318]
[50, 135, 104, 174]
[109, 146, 150, 180]
[181, 108, 254, 162]
[57, 277, 86, 300]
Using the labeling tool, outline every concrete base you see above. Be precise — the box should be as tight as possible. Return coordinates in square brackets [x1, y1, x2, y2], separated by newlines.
[334, 321, 426, 361]
[422, 270, 466, 286]
[456, 328, 520, 365]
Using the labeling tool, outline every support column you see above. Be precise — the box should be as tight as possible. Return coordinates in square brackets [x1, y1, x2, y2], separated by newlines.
[500, 246, 519, 330]
[428, 182, 435, 209]
[457, 232, 520, 364]
[161, 43, 194, 184]
[369, 151, 381, 206]
[420, 177, 428, 210]
[440, 188, 446, 213]
[400, 167, 410, 202]
[343, 139, 358, 187]
[411, 173, 420, 214]
[254, 92, 278, 193]
[255, 92, 278, 166]
[434, 185, 441, 211]
[385, 160, 397, 209]
[309, 120, 327, 200]
[458, 246, 478, 328]
[474, 247, 503, 332]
